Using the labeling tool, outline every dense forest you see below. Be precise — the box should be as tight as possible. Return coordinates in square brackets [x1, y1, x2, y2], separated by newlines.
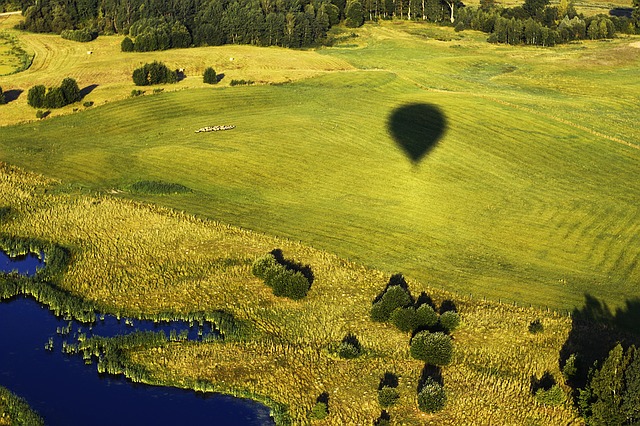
[1, 0, 638, 48]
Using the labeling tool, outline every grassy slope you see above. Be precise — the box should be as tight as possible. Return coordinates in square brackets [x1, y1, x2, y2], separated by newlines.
[1, 22, 638, 311]
[0, 163, 579, 425]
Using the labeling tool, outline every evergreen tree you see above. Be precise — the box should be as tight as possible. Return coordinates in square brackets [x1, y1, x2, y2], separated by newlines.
[370, 285, 413, 322]
[345, 0, 365, 27]
[417, 377, 446, 412]
[121, 36, 135, 51]
[203, 67, 217, 84]
[27, 85, 46, 108]
[43, 87, 66, 108]
[60, 77, 81, 104]
[410, 331, 453, 365]
[580, 344, 640, 425]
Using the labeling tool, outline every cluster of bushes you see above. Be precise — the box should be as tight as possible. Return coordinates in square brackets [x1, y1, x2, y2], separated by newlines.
[61, 28, 97, 42]
[132, 61, 177, 86]
[371, 274, 460, 335]
[370, 274, 460, 415]
[27, 77, 82, 109]
[252, 251, 312, 300]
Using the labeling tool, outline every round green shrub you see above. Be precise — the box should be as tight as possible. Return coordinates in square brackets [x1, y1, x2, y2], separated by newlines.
[378, 386, 399, 408]
[203, 67, 217, 84]
[535, 384, 565, 406]
[370, 285, 413, 322]
[27, 85, 46, 108]
[121, 36, 135, 51]
[410, 331, 453, 366]
[337, 333, 362, 359]
[251, 254, 278, 280]
[415, 304, 438, 329]
[390, 307, 418, 333]
[417, 378, 446, 413]
[60, 77, 81, 105]
[309, 401, 328, 420]
[370, 303, 388, 322]
[337, 342, 360, 359]
[439, 311, 461, 332]
[268, 269, 310, 300]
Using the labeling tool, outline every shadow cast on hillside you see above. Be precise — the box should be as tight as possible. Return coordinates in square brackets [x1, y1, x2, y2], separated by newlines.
[80, 84, 98, 98]
[560, 294, 640, 390]
[387, 103, 447, 164]
[3, 89, 23, 103]
[270, 249, 314, 285]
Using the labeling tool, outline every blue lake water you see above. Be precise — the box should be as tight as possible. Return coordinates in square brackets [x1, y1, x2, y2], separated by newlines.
[0, 297, 275, 425]
[0, 250, 44, 276]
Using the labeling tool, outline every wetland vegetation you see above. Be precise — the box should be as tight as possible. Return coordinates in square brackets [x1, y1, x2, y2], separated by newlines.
[0, 3, 639, 424]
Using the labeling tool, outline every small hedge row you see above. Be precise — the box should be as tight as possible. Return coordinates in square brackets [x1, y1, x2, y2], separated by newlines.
[61, 28, 97, 42]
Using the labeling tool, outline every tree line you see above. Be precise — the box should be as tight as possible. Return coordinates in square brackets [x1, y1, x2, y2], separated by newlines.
[5, 0, 638, 49]
[453, 0, 637, 46]
[12, 0, 351, 48]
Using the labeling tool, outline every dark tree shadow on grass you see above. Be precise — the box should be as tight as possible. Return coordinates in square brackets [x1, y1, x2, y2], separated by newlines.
[530, 371, 556, 394]
[439, 300, 457, 314]
[374, 410, 391, 425]
[373, 273, 414, 305]
[388, 103, 447, 164]
[80, 84, 98, 98]
[417, 364, 443, 392]
[415, 292, 436, 310]
[3, 89, 23, 103]
[378, 372, 399, 390]
[316, 392, 329, 408]
[270, 249, 314, 284]
[560, 294, 640, 392]
[216, 73, 225, 83]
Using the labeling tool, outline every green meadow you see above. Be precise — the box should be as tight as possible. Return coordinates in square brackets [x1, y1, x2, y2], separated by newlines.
[1, 21, 638, 311]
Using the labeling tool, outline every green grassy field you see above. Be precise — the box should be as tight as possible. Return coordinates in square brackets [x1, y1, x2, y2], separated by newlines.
[1, 21, 638, 311]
